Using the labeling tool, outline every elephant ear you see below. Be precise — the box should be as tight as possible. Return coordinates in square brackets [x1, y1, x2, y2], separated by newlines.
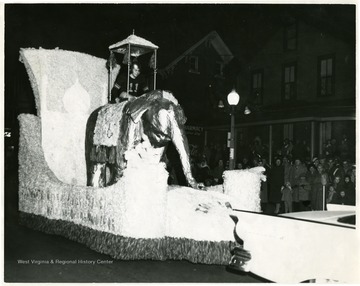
[126, 90, 163, 123]
[161, 90, 187, 126]
[172, 104, 187, 127]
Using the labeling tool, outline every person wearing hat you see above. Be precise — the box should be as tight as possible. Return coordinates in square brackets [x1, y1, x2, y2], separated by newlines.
[307, 163, 323, 210]
[289, 158, 308, 212]
[268, 157, 284, 214]
[307, 164, 317, 203]
[312, 157, 320, 168]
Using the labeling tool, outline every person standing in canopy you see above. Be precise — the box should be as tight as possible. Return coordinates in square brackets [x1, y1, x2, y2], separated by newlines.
[111, 61, 149, 103]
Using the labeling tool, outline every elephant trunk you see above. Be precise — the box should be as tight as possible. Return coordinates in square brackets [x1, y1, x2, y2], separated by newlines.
[169, 114, 198, 189]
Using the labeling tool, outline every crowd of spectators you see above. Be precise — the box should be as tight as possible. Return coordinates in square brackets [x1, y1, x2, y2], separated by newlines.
[170, 135, 355, 214]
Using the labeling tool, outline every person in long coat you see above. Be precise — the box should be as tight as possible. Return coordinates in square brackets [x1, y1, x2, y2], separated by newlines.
[312, 174, 324, 210]
[289, 158, 308, 212]
[307, 164, 323, 210]
[298, 175, 311, 211]
[282, 156, 292, 183]
[268, 157, 285, 214]
[315, 164, 330, 210]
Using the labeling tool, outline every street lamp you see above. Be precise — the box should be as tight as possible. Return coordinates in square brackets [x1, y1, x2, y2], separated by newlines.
[227, 89, 240, 170]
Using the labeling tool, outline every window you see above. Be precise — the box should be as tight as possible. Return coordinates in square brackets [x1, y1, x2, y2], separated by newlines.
[282, 63, 297, 101]
[318, 55, 335, 97]
[189, 56, 199, 73]
[215, 62, 224, 77]
[284, 22, 297, 51]
[251, 70, 263, 104]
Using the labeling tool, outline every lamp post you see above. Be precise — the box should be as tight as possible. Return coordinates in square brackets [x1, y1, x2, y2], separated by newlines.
[227, 89, 240, 170]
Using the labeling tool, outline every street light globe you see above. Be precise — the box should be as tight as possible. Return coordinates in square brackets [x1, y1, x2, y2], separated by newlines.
[227, 89, 240, 106]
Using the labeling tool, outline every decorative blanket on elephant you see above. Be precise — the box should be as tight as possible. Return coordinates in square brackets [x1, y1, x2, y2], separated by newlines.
[93, 102, 126, 147]
[90, 102, 128, 164]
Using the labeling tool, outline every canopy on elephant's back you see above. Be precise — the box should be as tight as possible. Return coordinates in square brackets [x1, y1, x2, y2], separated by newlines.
[107, 33, 159, 100]
[109, 34, 159, 56]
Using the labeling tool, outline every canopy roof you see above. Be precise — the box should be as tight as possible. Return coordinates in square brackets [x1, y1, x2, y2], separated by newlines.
[109, 34, 159, 57]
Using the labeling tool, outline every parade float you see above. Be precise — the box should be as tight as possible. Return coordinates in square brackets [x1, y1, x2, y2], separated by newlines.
[18, 34, 265, 264]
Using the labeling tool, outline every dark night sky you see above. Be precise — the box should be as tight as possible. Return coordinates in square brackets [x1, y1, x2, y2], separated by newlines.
[4, 3, 355, 124]
[5, 3, 355, 69]
[4, 3, 281, 72]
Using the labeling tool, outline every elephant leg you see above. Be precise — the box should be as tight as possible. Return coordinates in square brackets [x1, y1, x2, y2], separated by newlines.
[90, 163, 107, 188]
[169, 115, 198, 189]
[105, 163, 119, 185]
[111, 163, 124, 185]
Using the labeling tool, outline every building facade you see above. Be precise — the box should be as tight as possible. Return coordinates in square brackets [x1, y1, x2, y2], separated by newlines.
[158, 31, 235, 130]
[206, 17, 355, 166]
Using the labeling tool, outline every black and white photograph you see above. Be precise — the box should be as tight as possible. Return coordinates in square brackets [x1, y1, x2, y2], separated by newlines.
[3, 2, 358, 283]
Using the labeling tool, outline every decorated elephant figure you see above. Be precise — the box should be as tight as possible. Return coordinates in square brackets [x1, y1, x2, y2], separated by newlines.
[85, 90, 198, 188]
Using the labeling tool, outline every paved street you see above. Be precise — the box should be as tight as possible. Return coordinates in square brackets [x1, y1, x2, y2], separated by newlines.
[4, 166, 266, 283]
